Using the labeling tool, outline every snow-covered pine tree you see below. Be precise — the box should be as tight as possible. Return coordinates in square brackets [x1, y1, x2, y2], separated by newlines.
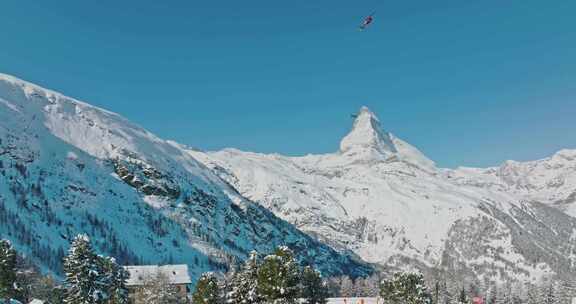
[99, 257, 129, 304]
[300, 266, 328, 304]
[228, 251, 261, 304]
[380, 272, 432, 304]
[63, 234, 106, 304]
[257, 255, 285, 303]
[257, 246, 300, 304]
[192, 272, 220, 304]
[219, 266, 235, 304]
[0, 240, 18, 300]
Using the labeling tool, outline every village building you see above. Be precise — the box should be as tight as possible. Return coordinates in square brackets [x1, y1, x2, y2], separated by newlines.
[123, 264, 191, 303]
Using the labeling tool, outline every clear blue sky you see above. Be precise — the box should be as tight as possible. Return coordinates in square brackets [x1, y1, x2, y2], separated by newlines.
[1, 1, 574, 168]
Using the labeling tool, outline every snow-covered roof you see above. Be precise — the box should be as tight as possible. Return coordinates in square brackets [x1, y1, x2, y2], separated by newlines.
[327, 298, 380, 304]
[124, 264, 191, 286]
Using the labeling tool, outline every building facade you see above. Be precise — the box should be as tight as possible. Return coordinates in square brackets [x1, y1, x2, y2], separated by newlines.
[123, 264, 191, 303]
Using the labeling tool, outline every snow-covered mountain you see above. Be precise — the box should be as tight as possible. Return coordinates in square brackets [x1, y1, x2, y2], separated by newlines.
[0, 73, 372, 281]
[190, 106, 576, 283]
[449, 150, 576, 216]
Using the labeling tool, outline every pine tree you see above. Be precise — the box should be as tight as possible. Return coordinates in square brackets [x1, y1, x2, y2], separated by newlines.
[300, 266, 328, 304]
[380, 272, 432, 304]
[219, 267, 236, 304]
[99, 257, 129, 304]
[228, 251, 261, 304]
[0, 240, 18, 300]
[257, 246, 300, 304]
[192, 272, 220, 304]
[63, 234, 106, 304]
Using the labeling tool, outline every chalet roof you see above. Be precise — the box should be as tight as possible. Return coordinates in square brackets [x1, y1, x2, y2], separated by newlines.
[123, 264, 191, 286]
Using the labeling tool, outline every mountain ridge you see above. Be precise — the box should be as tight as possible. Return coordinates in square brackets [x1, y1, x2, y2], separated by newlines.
[0, 73, 372, 280]
[190, 106, 576, 283]
[2, 71, 575, 284]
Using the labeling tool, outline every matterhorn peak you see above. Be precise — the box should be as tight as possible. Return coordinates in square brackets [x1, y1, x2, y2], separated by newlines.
[339, 106, 397, 157]
[338, 106, 436, 170]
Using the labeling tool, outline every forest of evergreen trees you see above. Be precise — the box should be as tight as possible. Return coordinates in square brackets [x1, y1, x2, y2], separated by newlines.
[1, 235, 576, 304]
[192, 247, 330, 304]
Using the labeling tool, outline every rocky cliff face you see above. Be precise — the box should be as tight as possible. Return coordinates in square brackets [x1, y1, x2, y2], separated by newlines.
[0, 73, 372, 280]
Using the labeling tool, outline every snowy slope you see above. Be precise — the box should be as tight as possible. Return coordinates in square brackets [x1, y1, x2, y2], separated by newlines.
[191, 107, 576, 283]
[449, 150, 576, 216]
[0, 73, 372, 280]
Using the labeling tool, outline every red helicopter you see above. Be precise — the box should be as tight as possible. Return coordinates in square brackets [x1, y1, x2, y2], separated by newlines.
[359, 12, 375, 31]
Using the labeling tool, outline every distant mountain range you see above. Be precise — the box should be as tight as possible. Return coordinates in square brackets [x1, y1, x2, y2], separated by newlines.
[2, 73, 575, 284]
[190, 106, 576, 283]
